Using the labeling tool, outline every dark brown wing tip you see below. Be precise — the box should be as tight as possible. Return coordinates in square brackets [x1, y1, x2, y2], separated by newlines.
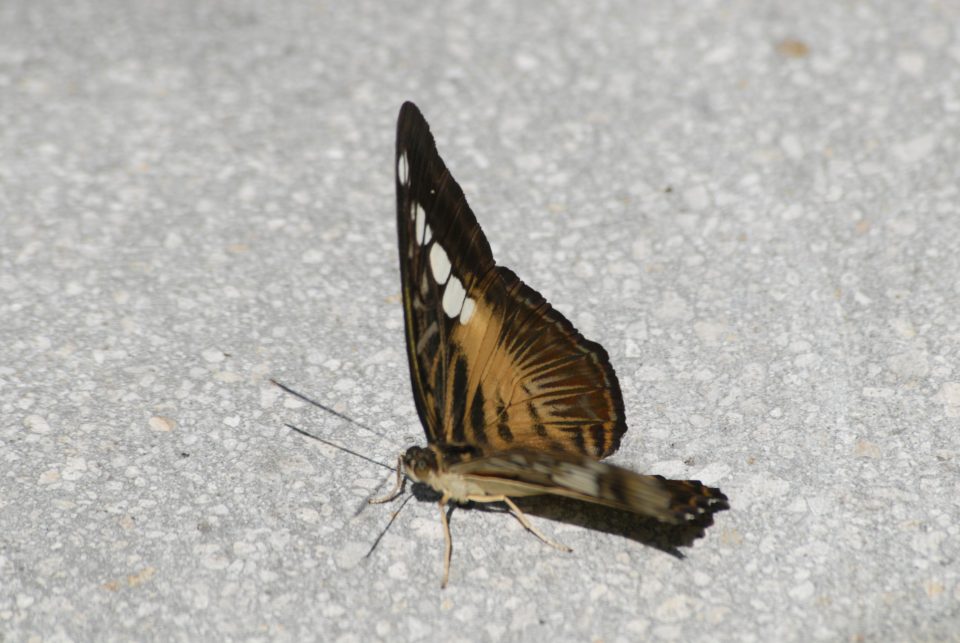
[396, 101, 496, 279]
[397, 101, 429, 148]
[399, 100, 422, 118]
[659, 477, 730, 527]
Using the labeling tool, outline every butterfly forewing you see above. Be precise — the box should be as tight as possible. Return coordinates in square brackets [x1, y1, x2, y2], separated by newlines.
[396, 102, 626, 458]
[396, 102, 495, 444]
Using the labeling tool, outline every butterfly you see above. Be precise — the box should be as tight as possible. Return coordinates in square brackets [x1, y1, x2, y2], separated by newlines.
[375, 101, 729, 587]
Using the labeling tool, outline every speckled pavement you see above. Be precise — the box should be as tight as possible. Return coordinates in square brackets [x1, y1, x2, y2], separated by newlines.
[2, 1, 959, 640]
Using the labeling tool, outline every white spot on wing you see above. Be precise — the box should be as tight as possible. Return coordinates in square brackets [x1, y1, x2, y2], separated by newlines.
[441, 276, 466, 317]
[459, 297, 476, 324]
[429, 244, 452, 283]
[423, 223, 432, 245]
[398, 151, 409, 184]
[415, 205, 425, 245]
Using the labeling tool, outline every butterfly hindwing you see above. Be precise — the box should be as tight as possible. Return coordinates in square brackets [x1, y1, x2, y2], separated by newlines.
[396, 102, 626, 458]
[447, 448, 728, 526]
[447, 267, 626, 457]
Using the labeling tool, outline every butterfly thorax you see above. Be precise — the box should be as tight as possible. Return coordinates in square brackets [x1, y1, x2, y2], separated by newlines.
[401, 444, 489, 503]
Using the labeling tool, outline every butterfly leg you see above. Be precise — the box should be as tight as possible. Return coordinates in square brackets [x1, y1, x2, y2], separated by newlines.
[466, 494, 572, 553]
[439, 493, 453, 588]
[369, 455, 405, 504]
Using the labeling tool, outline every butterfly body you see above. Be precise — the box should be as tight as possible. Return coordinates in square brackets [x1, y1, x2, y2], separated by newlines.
[402, 444, 498, 502]
[389, 101, 728, 586]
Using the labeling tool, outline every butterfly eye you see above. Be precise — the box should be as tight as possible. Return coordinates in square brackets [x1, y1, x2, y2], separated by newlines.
[401, 446, 436, 479]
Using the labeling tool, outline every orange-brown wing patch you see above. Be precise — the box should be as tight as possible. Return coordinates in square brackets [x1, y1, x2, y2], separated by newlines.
[446, 266, 626, 459]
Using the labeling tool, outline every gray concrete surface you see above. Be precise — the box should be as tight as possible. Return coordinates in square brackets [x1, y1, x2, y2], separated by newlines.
[2, 1, 959, 640]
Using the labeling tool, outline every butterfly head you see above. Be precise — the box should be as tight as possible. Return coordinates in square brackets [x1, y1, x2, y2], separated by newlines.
[401, 445, 440, 482]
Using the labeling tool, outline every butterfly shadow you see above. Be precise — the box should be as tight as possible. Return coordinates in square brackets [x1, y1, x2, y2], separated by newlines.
[509, 495, 723, 557]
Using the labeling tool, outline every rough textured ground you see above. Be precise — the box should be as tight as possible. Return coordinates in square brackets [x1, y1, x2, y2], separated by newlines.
[2, 1, 959, 640]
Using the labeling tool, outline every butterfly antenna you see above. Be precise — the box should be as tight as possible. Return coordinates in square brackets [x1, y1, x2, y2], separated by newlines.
[284, 423, 395, 472]
[365, 493, 414, 559]
[270, 378, 394, 443]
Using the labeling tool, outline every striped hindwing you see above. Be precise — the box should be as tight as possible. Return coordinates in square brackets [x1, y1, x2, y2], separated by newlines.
[396, 102, 626, 458]
[447, 448, 729, 527]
